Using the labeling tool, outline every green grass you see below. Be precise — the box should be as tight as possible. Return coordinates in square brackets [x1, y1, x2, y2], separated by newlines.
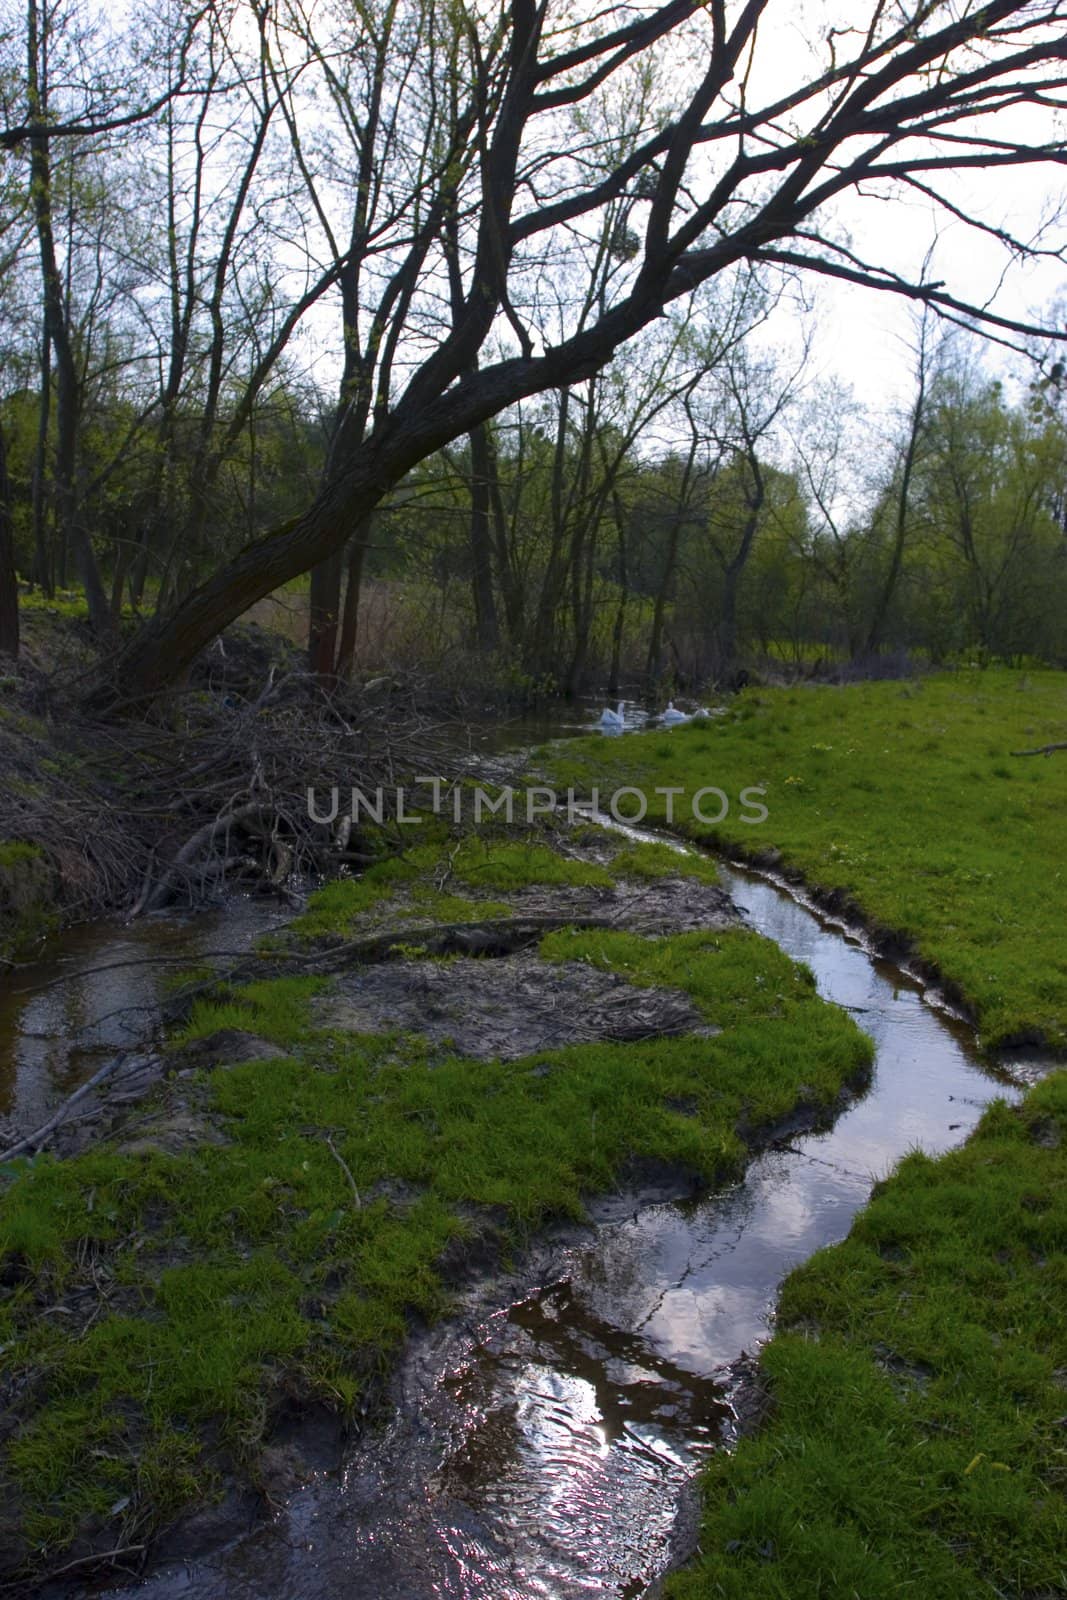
[0, 840, 57, 961]
[539, 675, 1067, 1598]
[550, 670, 1067, 1050]
[0, 833, 871, 1577]
[669, 1071, 1067, 1600]
[287, 827, 613, 941]
[286, 823, 716, 944]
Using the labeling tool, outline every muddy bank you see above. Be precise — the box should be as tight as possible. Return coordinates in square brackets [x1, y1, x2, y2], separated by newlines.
[716, 838, 1067, 1059]
[6, 824, 874, 1591]
[0, 843, 56, 965]
[597, 812, 1061, 1063]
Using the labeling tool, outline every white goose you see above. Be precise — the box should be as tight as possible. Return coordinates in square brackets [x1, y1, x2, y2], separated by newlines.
[599, 701, 625, 729]
[661, 700, 688, 724]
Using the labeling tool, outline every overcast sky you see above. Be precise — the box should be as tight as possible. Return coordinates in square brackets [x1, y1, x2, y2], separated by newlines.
[748, 7, 1066, 413]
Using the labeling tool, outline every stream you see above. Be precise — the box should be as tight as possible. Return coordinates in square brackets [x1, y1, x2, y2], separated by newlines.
[0, 714, 1047, 1599]
[96, 845, 1040, 1600]
[0, 899, 292, 1143]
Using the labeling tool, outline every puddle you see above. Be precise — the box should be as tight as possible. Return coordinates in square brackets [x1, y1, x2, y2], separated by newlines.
[98, 845, 1034, 1600]
[0, 898, 290, 1140]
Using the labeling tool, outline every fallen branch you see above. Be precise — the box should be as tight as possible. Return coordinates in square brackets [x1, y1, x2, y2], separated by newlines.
[141, 803, 280, 912]
[12, 949, 255, 996]
[0, 1542, 146, 1589]
[1010, 741, 1067, 757]
[311, 913, 619, 970]
[0, 1050, 158, 1161]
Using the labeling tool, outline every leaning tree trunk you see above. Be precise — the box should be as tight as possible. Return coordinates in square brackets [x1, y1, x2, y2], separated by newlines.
[100, 468, 383, 705]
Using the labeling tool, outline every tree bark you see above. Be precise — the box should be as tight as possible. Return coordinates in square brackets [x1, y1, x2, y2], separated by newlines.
[334, 524, 369, 679]
[468, 421, 500, 650]
[0, 417, 18, 658]
[27, 0, 111, 637]
[607, 487, 629, 695]
[30, 336, 52, 593]
[307, 550, 344, 677]
[865, 318, 930, 657]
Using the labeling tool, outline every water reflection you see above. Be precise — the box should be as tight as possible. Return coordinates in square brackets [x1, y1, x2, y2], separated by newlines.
[454, 698, 652, 758]
[101, 855, 1030, 1600]
[0, 899, 289, 1136]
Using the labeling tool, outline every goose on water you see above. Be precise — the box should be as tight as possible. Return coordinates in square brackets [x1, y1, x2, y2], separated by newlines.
[599, 701, 625, 729]
[661, 700, 688, 724]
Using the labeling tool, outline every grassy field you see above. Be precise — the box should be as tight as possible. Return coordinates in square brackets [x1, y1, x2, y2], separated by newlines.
[544, 670, 1067, 1598]
[2, 671, 1064, 1588]
[667, 1071, 1067, 1600]
[0, 829, 870, 1580]
[550, 669, 1067, 1051]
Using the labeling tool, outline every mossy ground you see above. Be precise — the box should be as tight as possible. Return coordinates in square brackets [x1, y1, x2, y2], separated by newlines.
[286, 825, 616, 941]
[667, 1072, 1067, 1600]
[0, 841, 57, 963]
[550, 670, 1067, 1051]
[0, 827, 870, 1581]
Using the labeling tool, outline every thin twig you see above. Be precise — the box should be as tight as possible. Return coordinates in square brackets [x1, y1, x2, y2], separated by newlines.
[12, 950, 256, 996]
[0, 1543, 146, 1587]
[0, 1052, 145, 1161]
[325, 1134, 361, 1209]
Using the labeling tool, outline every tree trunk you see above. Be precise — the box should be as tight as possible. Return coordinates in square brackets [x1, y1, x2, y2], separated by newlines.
[334, 522, 370, 679]
[307, 549, 344, 677]
[468, 421, 499, 650]
[109, 520, 135, 622]
[27, 0, 111, 637]
[0, 417, 18, 659]
[865, 312, 934, 659]
[103, 471, 381, 705]
[607, 489, 629, 695]
[647, 517, 680, 684]
[718, 567, 741, 680]
[30, 336, 52, 594]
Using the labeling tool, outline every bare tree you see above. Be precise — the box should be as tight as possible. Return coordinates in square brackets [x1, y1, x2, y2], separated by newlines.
[25, 0, 111, 633]
[864, 304, 943, 658]
[65, 0, 1067, 701]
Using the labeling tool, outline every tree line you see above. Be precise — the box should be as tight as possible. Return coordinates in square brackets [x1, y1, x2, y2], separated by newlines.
[0, 0, 1065, 696]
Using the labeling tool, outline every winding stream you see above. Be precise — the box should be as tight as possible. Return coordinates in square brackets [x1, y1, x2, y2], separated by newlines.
[0, 709, 1048, 1598]
[92, 838, 1038, 1600]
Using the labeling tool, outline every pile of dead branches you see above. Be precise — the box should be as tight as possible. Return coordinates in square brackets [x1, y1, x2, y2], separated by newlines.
[1, 622, 471, 927]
